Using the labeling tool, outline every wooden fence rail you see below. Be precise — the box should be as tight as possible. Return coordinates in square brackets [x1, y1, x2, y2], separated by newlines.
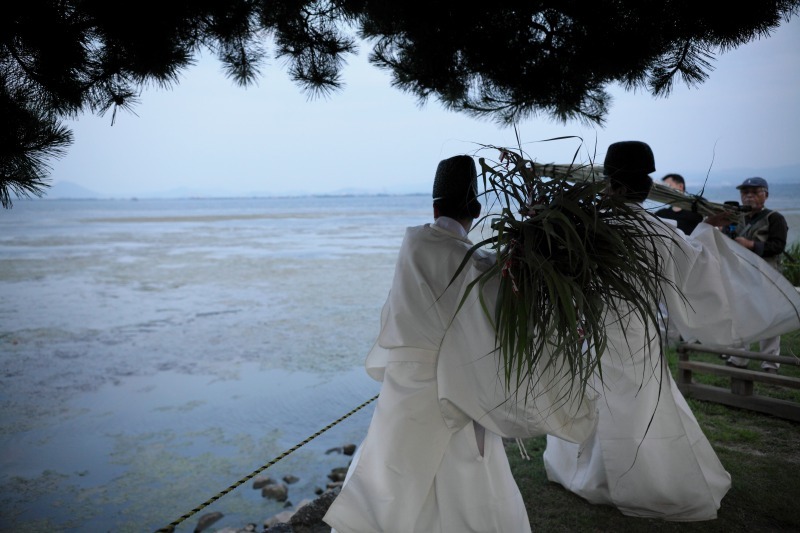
[676, 342, 800, 422]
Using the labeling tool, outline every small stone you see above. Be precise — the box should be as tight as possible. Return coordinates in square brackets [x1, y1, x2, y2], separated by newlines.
[264, 523, 294, 533]
[262, 483, 289, 502]
[252, 475, 274, 489]
[327, 467, 348, 482]
[342, 444, 357, 456]
[265, 510, 294, 527]
[194, 511, 224, 532]
[283, 474, 300, 484]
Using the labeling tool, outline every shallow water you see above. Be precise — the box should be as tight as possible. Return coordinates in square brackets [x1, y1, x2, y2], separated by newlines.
[1, 196, 430, 532]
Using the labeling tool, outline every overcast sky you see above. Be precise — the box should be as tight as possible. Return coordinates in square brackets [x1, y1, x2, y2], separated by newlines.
[48, 15, 800, 197]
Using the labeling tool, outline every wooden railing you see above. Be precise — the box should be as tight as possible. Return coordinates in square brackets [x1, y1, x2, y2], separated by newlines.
[676, 343, 800, 422]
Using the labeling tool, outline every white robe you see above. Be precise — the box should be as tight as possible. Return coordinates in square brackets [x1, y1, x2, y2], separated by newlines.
[324, 219, 598, 533]
[543, 215, 800, 521]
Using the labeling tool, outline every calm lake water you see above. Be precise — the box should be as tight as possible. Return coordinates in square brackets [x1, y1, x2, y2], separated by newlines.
[1, 195, 430, 532]
[1, 186, 798, 532]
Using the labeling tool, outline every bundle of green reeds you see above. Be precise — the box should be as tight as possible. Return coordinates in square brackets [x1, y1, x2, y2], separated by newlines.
[455, 146, 680, 399]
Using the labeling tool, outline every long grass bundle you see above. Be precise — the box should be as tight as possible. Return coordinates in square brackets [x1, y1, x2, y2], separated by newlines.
[551, 162, 743, 216]
[455, 146, 681, 399]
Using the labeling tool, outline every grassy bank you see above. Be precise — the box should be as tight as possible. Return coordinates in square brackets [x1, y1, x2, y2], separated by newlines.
[509, 330, 800, 531]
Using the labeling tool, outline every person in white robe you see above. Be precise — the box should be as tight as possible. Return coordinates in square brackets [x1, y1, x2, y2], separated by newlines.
[543, 141, 800, 522]
[323, 155, 599, 533]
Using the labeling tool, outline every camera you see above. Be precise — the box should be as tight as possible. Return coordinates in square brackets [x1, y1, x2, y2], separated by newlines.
[723, 201, 753, 213]
[721, 201, 752, 238]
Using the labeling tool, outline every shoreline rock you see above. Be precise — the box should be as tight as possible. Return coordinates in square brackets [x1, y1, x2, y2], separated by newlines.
[197, 446, 354, 533]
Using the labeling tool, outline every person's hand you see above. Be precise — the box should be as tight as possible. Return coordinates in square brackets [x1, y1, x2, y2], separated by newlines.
[703, 210, 735, 228]
[734, 236, 755, 250]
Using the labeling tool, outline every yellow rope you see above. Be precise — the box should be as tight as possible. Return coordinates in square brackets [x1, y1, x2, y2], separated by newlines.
[154, 393, 378, 533]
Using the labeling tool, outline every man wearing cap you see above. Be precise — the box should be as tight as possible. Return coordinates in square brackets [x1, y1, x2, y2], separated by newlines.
[723, 177, 788, 373]
[543, 141, 800, 521]
[324, 155, 597, 533]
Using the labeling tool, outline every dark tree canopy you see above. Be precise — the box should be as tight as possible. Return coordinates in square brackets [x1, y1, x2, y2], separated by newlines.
[1, 0, 798, 207]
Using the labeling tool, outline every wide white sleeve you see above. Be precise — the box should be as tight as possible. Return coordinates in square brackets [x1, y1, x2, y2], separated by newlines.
[437, 269, 598, 443]
[664, 222, 800, 347]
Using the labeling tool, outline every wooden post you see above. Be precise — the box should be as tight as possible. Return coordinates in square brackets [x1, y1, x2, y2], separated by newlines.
[677, 344, 692, 385]
[730, 377, 754, 396]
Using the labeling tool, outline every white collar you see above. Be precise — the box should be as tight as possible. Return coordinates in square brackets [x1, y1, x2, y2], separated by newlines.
[432, 216, 468, 238]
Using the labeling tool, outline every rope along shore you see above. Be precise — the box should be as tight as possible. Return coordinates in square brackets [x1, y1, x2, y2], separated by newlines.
[154, 393, 379, 533]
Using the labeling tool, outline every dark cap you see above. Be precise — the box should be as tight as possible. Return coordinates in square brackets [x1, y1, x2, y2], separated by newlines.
[603, 141, 656, 177]
[432, 155, 478, 202]
[736, 177, 768, 191]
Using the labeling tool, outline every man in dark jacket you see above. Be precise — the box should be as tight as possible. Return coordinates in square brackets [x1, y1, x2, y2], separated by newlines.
[724, 177, 789, 373]
[654, 173, 703, 235]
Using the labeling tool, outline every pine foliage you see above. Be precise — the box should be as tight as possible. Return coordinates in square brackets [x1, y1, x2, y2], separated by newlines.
[1, 1, 798, 206]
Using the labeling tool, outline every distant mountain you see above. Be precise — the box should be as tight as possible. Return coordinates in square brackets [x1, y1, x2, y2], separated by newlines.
[43, 181, 431, 199]
[45, 181, 272, 199]
[43, 166, 798, 200]
[146, 186, 248, 198]
[46, 181, 103, 199]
